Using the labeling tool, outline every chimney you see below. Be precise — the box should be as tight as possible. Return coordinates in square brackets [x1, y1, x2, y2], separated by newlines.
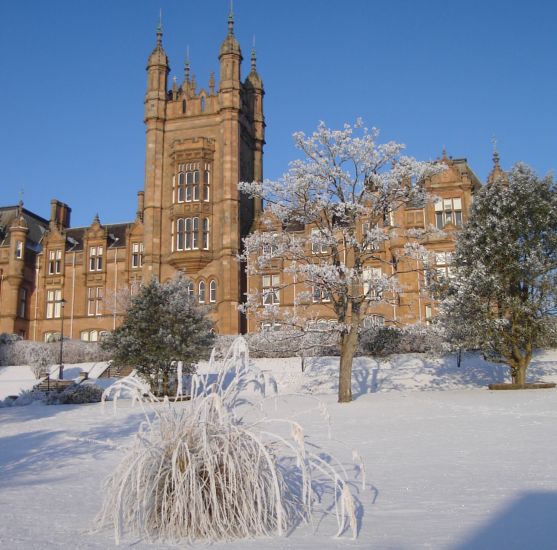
[50, 199, 72, 229]
[136, 191, 145, 221]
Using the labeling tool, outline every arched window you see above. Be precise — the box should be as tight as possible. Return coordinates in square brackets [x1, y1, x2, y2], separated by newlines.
[187, 282, 194, 296]
[176, 218, 185, 250]
[203, 165, 210, 201]
[177, 172, 185, 202]
[203, 218, 209, 250]
[200, 96, 206, 112]
[182, 99, 186, 113]
[198, 281, 206, 303]
[209, 280, 217, 303]
[185, 218, 192, 250]
[192, 217, 199, 249]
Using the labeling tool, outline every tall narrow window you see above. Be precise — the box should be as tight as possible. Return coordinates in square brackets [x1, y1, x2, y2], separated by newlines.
[198, 281, 206, 303]
[209, 280, 217, 303]
[203, 165, 210, 201]
[46, 289, 62, 319]
[192, 217, 199, 249]
[19, 288, 27, 318]
[89, 246, 103, 271]
[177, 172, 185, 202]
[200, 96, 206, 112]
[193, 170, 200, 201]
[187, 282, 194, 296]
[203, 218, 209, 250]
[131, 242, 144, 268]
[186, 171, 193, 202]
[15, 241, 23, 259]
[87, 287, 103, 316]
[185, 218, 192, 250]
[177, 219, 185, 250]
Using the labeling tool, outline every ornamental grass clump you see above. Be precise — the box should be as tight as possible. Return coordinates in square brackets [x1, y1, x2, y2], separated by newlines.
[97, 337, 360, 544]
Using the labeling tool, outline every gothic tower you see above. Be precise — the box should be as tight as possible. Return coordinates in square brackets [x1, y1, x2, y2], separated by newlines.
[141, 12, 265, 334]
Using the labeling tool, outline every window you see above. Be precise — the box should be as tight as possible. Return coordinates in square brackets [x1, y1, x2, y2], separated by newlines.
[187, 282, 194, 296]
[203, 218, 209, 250]
[198, 281, 206, 303]
[312, 286, 331, 302]
[175, 164, 200, 203]
[363, 267, 383, 300]
[177, 172, 185, 202]
[81, 330, 98, 342]
[46, 289, 62, 319]
[87, 287, 103, 316]
[361, 222, 381, 251]
[262, 275, 280, 305]
[434, 198, 463, 229]
[48, 249, 62, 274]
[177, 218, 185, 250]
[425, 305, 433, 324]
[44, 331, 61, 343]
[185, 218, 192, 249]
[131, 242, 144, 268]
[192, 217, 199, 249]
[18, 288, 27, 318]
[363, 315, 385, 329]
[203, 164, 210, 201]
[15, 240, 23, 259]
[89, 246, 103, 271]
[434, 252, 453, 279]
[311, 228, 327, 254]
[209, 280, 217, 303]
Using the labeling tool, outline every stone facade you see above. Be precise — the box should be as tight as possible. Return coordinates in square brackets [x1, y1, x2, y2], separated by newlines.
[0, 14, 502, 341]
[0, 14, 264, 341]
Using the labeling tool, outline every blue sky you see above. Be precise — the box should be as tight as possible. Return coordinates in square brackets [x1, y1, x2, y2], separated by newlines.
[1, 0, 555, 227]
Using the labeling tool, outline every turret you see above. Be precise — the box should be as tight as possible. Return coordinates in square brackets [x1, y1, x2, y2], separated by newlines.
[145, 20, 169, 120]
[487, 141, 508, 186]
[9, 201, 28, 272]
[219, 10, 242, 94]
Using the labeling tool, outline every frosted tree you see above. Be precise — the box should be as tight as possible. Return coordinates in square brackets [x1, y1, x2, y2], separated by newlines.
[438, 163, 557, 385]
[240, 120, 442, 402]
[101, 274, 214, 395]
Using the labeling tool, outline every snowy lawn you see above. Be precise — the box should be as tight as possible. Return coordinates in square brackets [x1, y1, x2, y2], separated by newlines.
[1, 350, 556, 549]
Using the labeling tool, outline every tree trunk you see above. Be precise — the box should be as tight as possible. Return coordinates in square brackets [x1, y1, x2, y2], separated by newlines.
[338, 327, 359, 403]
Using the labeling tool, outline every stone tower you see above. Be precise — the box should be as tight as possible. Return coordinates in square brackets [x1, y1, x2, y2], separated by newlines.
[141, 12, 265, 334]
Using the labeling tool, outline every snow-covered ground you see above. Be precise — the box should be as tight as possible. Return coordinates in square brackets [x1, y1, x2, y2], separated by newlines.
[1, 350, 556, 549]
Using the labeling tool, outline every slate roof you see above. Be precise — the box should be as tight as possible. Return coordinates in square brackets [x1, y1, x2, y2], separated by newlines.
[0, 206, 49, 250]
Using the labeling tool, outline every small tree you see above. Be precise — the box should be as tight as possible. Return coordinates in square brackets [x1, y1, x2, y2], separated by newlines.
[102, 275, 214, 395]
[438, 163, 557, 385]
[240, 120, 441, 402]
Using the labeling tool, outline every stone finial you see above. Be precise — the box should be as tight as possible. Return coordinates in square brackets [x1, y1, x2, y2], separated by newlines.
[209, 71, 215, 94]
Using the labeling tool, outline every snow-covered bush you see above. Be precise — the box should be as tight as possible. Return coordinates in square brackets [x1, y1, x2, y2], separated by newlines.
[0, 388, 45, 408]
[46, 383, 103, 405]
[97, 337, 360, 544]
[361, 324, 446, 356]
[0, 339, 109, 370]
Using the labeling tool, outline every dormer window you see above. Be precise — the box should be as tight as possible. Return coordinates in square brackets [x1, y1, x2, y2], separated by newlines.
[48, 249, 62, 274]
[89, 246, 103, 272]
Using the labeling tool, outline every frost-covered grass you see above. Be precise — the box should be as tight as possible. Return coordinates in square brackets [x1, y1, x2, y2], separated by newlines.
[1, 349, 556, 548]
[96, 339, 359, 544]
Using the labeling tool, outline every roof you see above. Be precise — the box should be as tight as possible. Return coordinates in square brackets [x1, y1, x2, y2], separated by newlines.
[0, 206, 48, 250]
[64, 222, 132, 252]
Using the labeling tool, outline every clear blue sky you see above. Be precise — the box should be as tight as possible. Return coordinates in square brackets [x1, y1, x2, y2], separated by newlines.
[1, 0, 555, 227]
